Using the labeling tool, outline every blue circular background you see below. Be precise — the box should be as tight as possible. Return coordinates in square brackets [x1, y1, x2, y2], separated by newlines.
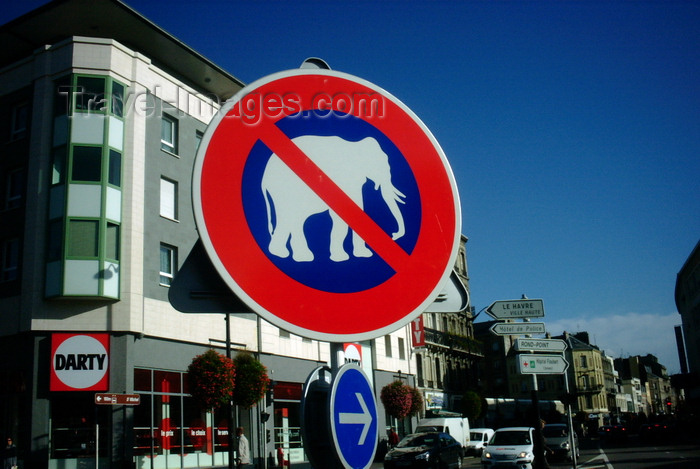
[242, 111, 421, 293]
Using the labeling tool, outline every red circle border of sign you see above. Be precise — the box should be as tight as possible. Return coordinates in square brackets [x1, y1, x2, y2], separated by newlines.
[193, 69, 461, 342]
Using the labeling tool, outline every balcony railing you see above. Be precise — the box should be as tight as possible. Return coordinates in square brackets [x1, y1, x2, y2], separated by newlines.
[424, 328, 484, 357]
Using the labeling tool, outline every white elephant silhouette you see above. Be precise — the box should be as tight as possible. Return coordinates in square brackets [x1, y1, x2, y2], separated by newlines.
[261, 135, 406, 262]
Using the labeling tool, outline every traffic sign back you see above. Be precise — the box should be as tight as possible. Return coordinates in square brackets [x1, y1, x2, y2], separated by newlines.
[193, 69, 461, 341]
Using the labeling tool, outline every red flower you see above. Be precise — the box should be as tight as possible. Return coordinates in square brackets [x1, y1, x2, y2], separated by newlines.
[187, 350, 236, 410]
[232, 353, 269, 409]
[380, 381, 413, 419]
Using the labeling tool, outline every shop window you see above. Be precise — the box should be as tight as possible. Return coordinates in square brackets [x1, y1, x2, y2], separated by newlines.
[71, 146, 102, 182]
[50, 394, 108, 459]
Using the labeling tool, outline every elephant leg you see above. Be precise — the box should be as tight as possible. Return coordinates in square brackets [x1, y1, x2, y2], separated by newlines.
[352, 231, 373, 258]
[268, 228, 291, 259]
[329, 211, 350, 262]
[289, 219, 314, 262]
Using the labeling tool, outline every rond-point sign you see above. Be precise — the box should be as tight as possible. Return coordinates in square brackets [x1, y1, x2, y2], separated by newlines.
[193, 69, 461, 341]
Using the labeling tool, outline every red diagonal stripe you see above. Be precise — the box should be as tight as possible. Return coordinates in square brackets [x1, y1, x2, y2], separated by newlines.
[260, 123, 411, 272]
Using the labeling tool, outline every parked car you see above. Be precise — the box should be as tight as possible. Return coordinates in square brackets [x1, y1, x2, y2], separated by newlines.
[481, 427, 535, 469]
[466, 428, 494, 456]
[384, 432, 462, 469]
[542, 423, 579, 461]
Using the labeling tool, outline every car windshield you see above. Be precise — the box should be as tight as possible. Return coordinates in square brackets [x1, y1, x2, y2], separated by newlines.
[397, 434, 438, 448]
[491, 430, 531, 445]
[470, 432, 482, 440]
[543, 426, 568, 438]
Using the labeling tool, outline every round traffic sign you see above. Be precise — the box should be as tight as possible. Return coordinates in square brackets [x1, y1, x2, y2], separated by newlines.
[193, 69, 460, 341]
[329, 365, 378, 469]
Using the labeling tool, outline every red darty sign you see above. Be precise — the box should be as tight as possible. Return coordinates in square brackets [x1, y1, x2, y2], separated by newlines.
[50, 333, 110, 391]
[193, 69, 461, 342]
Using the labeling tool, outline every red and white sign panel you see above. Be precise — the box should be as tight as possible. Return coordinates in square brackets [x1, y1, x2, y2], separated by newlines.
[410, 316, 426, 348]
[193, 69, 461, 341]
[50, 333, 109, 391]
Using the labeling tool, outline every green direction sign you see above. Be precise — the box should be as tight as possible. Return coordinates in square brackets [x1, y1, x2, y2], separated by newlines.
[518, 354, 569, 375]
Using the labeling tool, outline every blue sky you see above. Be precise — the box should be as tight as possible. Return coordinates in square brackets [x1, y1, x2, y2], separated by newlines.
[3, 1, 699, 373]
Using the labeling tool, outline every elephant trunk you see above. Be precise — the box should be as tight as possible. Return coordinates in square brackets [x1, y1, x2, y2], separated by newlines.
[381, 185, 406, 240]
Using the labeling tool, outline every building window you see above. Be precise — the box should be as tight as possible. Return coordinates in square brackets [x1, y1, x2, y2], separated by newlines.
[52, 147, 66, 185]
[111, 81, 125, 118]
[159, 243, 177, 286]
[384, 335, 392, 358]
[67, 220, 99, 257]
[160, 178, 178, 220]
[195, 130, 204, 153]
[161, 115, 178, 154]
[279, 329, 290, 339]
[1, 238, 19, 282]
[10, 102, 29, 140]
[72, 146, 102, 182]
[5, 168, 25, 209]
[75, 76, 106, 112]
[398, 337, 405, 360]
[106, 223, 120, 261]
[108, 150, 121, 187]
[580, 355, 588, 369]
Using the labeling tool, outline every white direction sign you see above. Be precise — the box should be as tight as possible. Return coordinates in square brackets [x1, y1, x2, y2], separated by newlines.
[486, 299, 545, 320]
[518, 354, 569, 375]
[490, 322, 546, 336]
[514, 338, 567, 353]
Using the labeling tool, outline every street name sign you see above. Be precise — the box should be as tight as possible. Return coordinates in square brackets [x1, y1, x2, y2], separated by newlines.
[193, 68, 461, 342]
[490, 322, 546, 336]
[486, 299, 545, 320]
[514, 338, 567, 353]
[329, 365, 378, 469]
[94, 393, 140, 405]
[518, 354, 569, 375]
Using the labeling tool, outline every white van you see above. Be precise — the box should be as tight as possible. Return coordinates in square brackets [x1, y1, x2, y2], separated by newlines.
[466, 428, 494, 456]
[415, 417, 470, 451]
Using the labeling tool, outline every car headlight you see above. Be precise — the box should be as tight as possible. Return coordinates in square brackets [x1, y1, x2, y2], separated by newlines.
[483, 451, 492, 459]
[415, 452, 430, 461]
[560, 442, 570, 450]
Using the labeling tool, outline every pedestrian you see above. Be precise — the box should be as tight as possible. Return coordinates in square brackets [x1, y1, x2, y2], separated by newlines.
[3, 437, 17, 469]
[539, 420, 553, 469]
[235, 427, 251, 469]
[388, 427, 399, 447]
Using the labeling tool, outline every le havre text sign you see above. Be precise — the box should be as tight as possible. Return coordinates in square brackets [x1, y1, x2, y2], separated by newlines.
[486, 299, 545, 320]
[490, 322, 546, 336]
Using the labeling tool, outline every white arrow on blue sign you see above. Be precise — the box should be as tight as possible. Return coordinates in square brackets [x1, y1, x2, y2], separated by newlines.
[330, 364, 378, 469]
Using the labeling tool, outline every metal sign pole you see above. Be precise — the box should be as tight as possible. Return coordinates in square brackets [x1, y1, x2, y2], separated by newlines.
[564, 371, 577, 469]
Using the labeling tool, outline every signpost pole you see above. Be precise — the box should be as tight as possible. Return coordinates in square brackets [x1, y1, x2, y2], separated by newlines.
[564, 370, 578, 469]
[226, 313, 235, 469]
[532, 375, 544, 469]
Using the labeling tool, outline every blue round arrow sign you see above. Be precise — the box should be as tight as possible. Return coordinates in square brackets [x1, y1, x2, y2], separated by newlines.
[329, 365, 378, 469]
